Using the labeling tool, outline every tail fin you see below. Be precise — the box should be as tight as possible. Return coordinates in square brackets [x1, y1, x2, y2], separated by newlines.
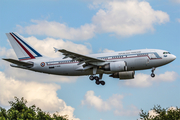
[6, 32, 43, 61]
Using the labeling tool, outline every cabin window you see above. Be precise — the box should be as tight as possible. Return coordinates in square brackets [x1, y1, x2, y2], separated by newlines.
[163, 52, 170, 54]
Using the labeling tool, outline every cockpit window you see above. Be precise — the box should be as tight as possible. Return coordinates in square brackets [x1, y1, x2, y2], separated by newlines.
[163, 52, 171, 54]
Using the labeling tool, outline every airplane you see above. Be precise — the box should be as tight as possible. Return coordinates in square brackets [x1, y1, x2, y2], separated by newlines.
[3, 32, 176, 86]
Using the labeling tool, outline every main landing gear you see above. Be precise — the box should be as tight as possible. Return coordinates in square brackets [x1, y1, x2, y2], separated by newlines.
[151, 67, 156, 78]
[90, 67, 105, 85]
[89, 75, 105, 86]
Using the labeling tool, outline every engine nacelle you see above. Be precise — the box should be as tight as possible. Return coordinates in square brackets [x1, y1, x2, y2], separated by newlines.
[103, 61, 126, 72]
[109, 71, 135, 80]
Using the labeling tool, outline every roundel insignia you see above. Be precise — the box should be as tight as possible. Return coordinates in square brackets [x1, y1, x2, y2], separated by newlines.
[40, 62, 45, 67]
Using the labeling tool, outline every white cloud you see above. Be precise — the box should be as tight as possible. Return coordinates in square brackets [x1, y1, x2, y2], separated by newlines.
[17, 20, 96, 41]
[153, 71, 178, 82]
[98, 48, 115, 53]
[0, 71, 80, 120]
[103, 49, 115, 53]
[123, 71, 178, 87]
[171, 0, 180, 3]
[0, 47, 17, 69]
[81, 91, 111, 111]
[81, 90, 139, 116]
[17, 0, 170, 40]
[0, 47, 16, 58]
[25, 36, 92, 58]
[124, 73, 152, 87]
[92, 0, 169, 36]
[177, 18, 180, 23]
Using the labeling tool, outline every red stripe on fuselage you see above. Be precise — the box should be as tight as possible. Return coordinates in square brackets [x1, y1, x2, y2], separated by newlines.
[10, 33, 35, 60]
[46, 55, 162, 65]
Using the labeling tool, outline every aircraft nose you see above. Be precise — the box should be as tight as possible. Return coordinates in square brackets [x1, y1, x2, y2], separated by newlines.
[165, 54, 176, 63]
[172, 54, 176, 61]
[170, 54, 176, 62]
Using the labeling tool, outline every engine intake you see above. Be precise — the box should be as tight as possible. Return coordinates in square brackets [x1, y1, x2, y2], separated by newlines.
[109, 71, 135, 80]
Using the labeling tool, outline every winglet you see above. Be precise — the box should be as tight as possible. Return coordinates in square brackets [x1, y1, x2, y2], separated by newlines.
[54, 47, 59, 53]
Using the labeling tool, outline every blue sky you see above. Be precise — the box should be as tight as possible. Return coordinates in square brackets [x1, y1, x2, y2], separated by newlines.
[0, 0, 180, 120]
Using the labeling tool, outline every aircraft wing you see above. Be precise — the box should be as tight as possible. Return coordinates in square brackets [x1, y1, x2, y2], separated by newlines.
[54, 48, 105, 65]
[2, 58, 33, 67]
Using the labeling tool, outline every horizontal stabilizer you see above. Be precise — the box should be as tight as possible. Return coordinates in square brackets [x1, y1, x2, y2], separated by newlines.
[2, 58, 33, 67]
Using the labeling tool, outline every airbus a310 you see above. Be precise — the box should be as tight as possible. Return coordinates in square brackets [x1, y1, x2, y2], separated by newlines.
[3, 32, 176, 85]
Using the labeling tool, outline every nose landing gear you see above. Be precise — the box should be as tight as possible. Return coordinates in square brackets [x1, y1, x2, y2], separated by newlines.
[89, 74, 105, 86]
[151, 73, 155, 78]
[151, 67, 156, 78]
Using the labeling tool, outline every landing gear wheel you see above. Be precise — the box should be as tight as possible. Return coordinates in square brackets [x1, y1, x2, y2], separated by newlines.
[100, 81, 105, 85]
[89, 75, 94, 81]
[151, 73, 155, 78]
[95, 76, 99, 81]
[96, 80, 100, 85]
[89, 74, 105, 86]
[150, 67, 156, 78]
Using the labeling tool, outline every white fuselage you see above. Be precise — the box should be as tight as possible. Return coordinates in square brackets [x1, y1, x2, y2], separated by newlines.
[21, 49, 176, 76]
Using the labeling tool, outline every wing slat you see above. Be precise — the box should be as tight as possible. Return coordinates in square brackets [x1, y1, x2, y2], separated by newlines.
[54, 48, 105, 63]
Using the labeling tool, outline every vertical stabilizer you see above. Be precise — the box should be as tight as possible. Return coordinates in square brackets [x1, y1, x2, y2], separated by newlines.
[6, 32, 43, 61]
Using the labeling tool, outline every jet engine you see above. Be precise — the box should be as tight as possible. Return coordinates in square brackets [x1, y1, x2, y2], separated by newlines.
[109, 71, 135, 80]
[102, 61, 127, 72]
